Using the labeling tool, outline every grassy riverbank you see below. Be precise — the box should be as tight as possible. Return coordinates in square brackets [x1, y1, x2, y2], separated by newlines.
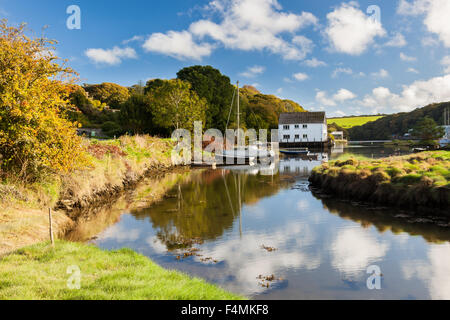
[0, 241, 243, 300]
[309, 151, 450, 213]
[0, 135, 174, 255]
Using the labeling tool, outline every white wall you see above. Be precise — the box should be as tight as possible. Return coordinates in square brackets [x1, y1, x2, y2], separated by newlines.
[278, 123, 327, 143]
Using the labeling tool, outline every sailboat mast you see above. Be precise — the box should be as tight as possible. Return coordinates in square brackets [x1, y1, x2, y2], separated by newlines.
[237, 81, 240, 144]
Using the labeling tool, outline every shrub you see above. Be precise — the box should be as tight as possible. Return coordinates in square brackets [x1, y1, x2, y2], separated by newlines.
[0, 20, 87, 178]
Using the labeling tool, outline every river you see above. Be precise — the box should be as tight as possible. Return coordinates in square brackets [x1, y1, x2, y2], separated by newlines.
[83, 145, 450, 299]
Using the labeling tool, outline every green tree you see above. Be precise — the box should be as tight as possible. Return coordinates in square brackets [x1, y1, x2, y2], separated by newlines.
[412, 116, 445, 143]
[144, 79, 166, 95]
[119, 94, 154, 135]
[177, 66, 234, 130]
[149, 79, 206, 133]
[83, 82, 130, 109]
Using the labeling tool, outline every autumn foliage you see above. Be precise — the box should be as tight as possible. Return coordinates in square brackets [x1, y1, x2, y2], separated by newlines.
[0, 20, 86, 177]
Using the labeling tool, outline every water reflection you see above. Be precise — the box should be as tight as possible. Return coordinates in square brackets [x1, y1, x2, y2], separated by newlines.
[86, 149, 450, 299]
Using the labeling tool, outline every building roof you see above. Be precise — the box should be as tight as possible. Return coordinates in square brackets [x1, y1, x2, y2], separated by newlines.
[279, 112, 326, 124]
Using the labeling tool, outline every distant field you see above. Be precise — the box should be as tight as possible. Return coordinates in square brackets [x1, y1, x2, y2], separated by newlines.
[327, 116, 384, 129]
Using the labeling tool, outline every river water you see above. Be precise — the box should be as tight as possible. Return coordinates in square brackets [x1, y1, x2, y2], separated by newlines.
[88, 145, 450, 300]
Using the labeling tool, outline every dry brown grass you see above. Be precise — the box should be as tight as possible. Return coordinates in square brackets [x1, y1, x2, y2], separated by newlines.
[0, 208, 73, 256]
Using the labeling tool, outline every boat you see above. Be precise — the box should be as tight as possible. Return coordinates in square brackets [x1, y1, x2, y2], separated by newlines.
[215, 81, 274, 166]
[280, 148, 309, 155]
[412, 147, 428, 153]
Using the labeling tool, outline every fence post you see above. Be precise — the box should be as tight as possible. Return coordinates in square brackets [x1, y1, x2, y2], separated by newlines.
[49, 208, 54, 247]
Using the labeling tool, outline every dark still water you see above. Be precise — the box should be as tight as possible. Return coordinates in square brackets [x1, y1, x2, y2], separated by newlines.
[88, 146, 450, 299]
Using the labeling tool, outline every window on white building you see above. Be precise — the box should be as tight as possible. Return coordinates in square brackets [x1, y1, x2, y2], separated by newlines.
[283, 125, 290, 130]
[303, 124, 308, 129]
[303, 134, 308, 139]
[295, 135, 300, 139]
[294, 125, 299, 129]
[283, 135, 290, 140]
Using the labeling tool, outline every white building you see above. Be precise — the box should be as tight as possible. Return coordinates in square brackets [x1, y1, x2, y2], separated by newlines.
[439, 125, 450, 147]
[278, 112, 328, 145]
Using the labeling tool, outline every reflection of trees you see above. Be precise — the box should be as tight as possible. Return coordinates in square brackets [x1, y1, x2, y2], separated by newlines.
[314, 194, 450, 243]
[130, 169, 292, 248]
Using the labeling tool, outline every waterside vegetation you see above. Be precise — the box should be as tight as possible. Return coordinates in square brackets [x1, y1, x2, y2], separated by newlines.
[309, 151, 450, 213]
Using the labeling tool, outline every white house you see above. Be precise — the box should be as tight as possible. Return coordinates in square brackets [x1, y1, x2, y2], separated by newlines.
[278, 112, 328, 146]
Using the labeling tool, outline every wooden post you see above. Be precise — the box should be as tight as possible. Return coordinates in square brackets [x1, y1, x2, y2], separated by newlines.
[48, 208, 54, 246]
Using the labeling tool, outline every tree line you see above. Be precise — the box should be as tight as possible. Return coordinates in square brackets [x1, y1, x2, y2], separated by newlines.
[348, 102, 449, 142]
[69, 66, 305, 138]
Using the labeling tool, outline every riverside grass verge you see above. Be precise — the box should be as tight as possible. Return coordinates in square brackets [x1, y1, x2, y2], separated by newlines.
[309, 151, 450, 214]
[0, 135, 175, 255]
[0, 241, 244, 300]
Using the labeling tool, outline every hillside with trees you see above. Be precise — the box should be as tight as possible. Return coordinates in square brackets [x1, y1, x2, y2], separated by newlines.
[239, 85, 305, 131]
[348, 102, 450, 141]
[69, 66, 305, 137]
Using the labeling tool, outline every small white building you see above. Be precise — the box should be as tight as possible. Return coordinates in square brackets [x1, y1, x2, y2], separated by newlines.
[278, 112, 328, 146]
[331, 131, 344, 140]
[439, 125, 450, 147]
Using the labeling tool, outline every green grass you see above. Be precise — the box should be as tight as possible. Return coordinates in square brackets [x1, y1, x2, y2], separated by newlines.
[0, 241, 244, 300]
[328, 116, 384, 129]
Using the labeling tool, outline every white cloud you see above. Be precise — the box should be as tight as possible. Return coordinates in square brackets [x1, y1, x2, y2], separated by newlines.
[325, 2, 386, 55]
[303, 57, 327, 67]
[407, 67, 419, 74]
[332, 67, 353, 78]
[188, 0, 318, 60]
[384, 32, 407, 47]
[316, 91, 336, 107]
[85, 46, 137, 65]
[402, 244, 450, 299]
[400, 52, 417, 62]
[333, 88, 357, 101]
[359, 74, 450, 113]
[331, 228, 388, 277]
[441, 56, 450, 73]
[291, 35, 315, 60]
[240, 65, 265, 78]
[293, 72, 309, 81]
[398, 0, 450, 47]
[371, 68, 389, 78]
[143, 30, 213, 60]
[316, 88, 357, 107]
[422, 36, 439, 47]
[333, 110, 346, 117]
[122, 35, 144, 44]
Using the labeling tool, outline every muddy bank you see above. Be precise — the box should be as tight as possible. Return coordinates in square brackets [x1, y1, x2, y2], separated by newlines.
[56, 163, 177, 218]
[0, 136, 184, 256]
[65, 166, 192, 242]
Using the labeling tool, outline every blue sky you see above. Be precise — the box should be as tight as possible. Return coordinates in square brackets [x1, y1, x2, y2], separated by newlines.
[1, 0, 450, 117]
